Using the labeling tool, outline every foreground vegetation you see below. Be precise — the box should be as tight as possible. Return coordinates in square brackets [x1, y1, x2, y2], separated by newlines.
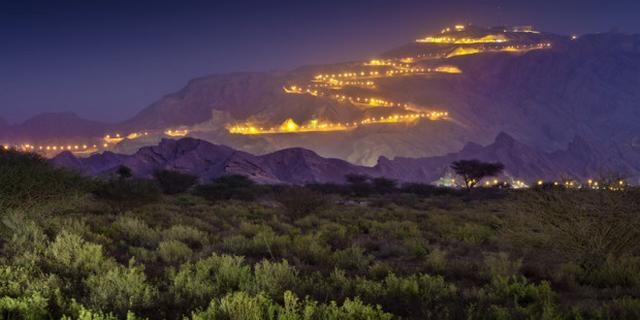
[1, 150, 640, 319]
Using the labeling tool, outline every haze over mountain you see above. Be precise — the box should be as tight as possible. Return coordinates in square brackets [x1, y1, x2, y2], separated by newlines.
[5, 25, 640, 182]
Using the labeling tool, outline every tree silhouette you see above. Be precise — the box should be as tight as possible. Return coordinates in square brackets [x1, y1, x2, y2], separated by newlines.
[450, 159, 505, 190]
[116, 165, 133, 179]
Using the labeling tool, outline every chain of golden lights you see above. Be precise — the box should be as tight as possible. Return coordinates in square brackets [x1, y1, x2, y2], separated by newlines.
[3, 25, 554, 156]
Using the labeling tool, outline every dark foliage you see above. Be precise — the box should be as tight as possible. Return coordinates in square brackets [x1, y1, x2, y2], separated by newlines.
[194, 174, 261, 201]
[116, 165, 133, 179]
[371, 177, 398, 194]
[153, 169, 198, 194]
[93, 178, 161, 208]
[274, 186, 328, 219]
[399, 183, 456, 196]
[0, 149, 91, 209]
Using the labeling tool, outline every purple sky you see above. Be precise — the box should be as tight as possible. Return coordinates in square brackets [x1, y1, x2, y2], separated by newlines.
[2, 0, 639, 124]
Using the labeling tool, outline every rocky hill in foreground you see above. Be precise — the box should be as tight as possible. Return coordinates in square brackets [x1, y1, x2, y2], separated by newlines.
[53, 133, 633, 185]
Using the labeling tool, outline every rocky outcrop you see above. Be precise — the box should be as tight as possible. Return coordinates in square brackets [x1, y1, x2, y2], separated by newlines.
[52, 134, 639, 184]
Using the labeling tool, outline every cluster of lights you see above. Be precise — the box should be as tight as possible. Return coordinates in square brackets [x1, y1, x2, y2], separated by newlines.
[104, 131, 149, 144]
[535, 178, 627, 190]
[417, 34, 509, 44]
[5, 143, 104, 154]
[447, 43, 552, 58]
[228, 111, 448, 135]
[165, 129, 189, 137]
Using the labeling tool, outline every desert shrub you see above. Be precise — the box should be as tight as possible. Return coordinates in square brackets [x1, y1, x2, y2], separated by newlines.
[334, 245, 374, 273]
[61, 300, 147, 320]
[0, 265, 60, 319]
[318, 223, 350, 250]
[585, 255, 640, 288]
[172, 253, 251, 310]
[473, 276, 558, 319]
[250, 260, 299, 301]
[519, 190, 640, 273]
[274, 187, 328, 219]
[111, 217, 160, 248]
[0, 149, 91, 209]
[368, 262, 393, 279]
[592, 297, 640, 320]
[483, 252, 522, 280]
[84, 260, 157, 317]
[0, 214, 49, 265]
[450, 222, 494, 245]
[386, 273, 458, 318]
[157, 240, 193, 264]
[93, 178, 161, 209]
[190, 291, 393, 320]
[153, 169, 198, 194]
[425, 248, 448, 273]
[46, 231, 112, 280]
[194, 175, 261, 201]
[289, 233, 332, 266]
[162, 225, 208, 249]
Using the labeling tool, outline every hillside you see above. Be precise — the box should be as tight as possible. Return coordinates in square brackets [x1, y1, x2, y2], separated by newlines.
[5, 25, 640, 180]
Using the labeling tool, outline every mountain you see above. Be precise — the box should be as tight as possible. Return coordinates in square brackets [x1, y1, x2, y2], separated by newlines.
[2, 112, 111, 142]
[11, 25, 640, 180]
[52, 137, 374, 184]
[52, 134, 638, 185]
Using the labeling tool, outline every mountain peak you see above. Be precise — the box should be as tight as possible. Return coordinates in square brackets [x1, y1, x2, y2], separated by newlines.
[494, 132, 517, 146]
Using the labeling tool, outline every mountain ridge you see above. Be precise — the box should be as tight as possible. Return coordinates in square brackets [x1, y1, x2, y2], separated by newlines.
[52, 132, 638, 185]
[7, 26, 640, 180]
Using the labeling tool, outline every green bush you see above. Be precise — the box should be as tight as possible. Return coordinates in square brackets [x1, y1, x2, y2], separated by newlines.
[0, 149, 91, 209]
[162, 225, 208, 249]
[594, 297, 640, 320]
[585, 255, 640, 288]
[172, 254, 251, 309]
[250, 260, 298, 301]
[153, 169, 198, 195]
[189, 291, 393, 320]
[84, 260, 157, 316]
[451, 223, 494, 245]
[112, 217, 160, 248]
[158, 240, 193, 264]
[46, 231, 112, 279]
[334, 245, 373, 273]
[474, 276, 558, 319]
[425, 248, 448, 273]
[483, 252, 522, 280]
[0, 265, 60, 319]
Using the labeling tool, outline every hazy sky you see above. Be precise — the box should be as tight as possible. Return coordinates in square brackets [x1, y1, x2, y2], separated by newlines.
[2, 0, 639, 123]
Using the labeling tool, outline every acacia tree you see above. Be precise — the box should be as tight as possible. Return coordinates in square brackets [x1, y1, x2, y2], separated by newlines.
[450, 159, 505, 190]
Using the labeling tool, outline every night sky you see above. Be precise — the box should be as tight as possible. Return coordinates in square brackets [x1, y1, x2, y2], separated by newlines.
[2, 0, 639, 124]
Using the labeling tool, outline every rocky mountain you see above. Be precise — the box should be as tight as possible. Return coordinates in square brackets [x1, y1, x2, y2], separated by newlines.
[9, 25, 640, 180]
[1, 112, 111, 142]
[53, 134, 638, 185]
